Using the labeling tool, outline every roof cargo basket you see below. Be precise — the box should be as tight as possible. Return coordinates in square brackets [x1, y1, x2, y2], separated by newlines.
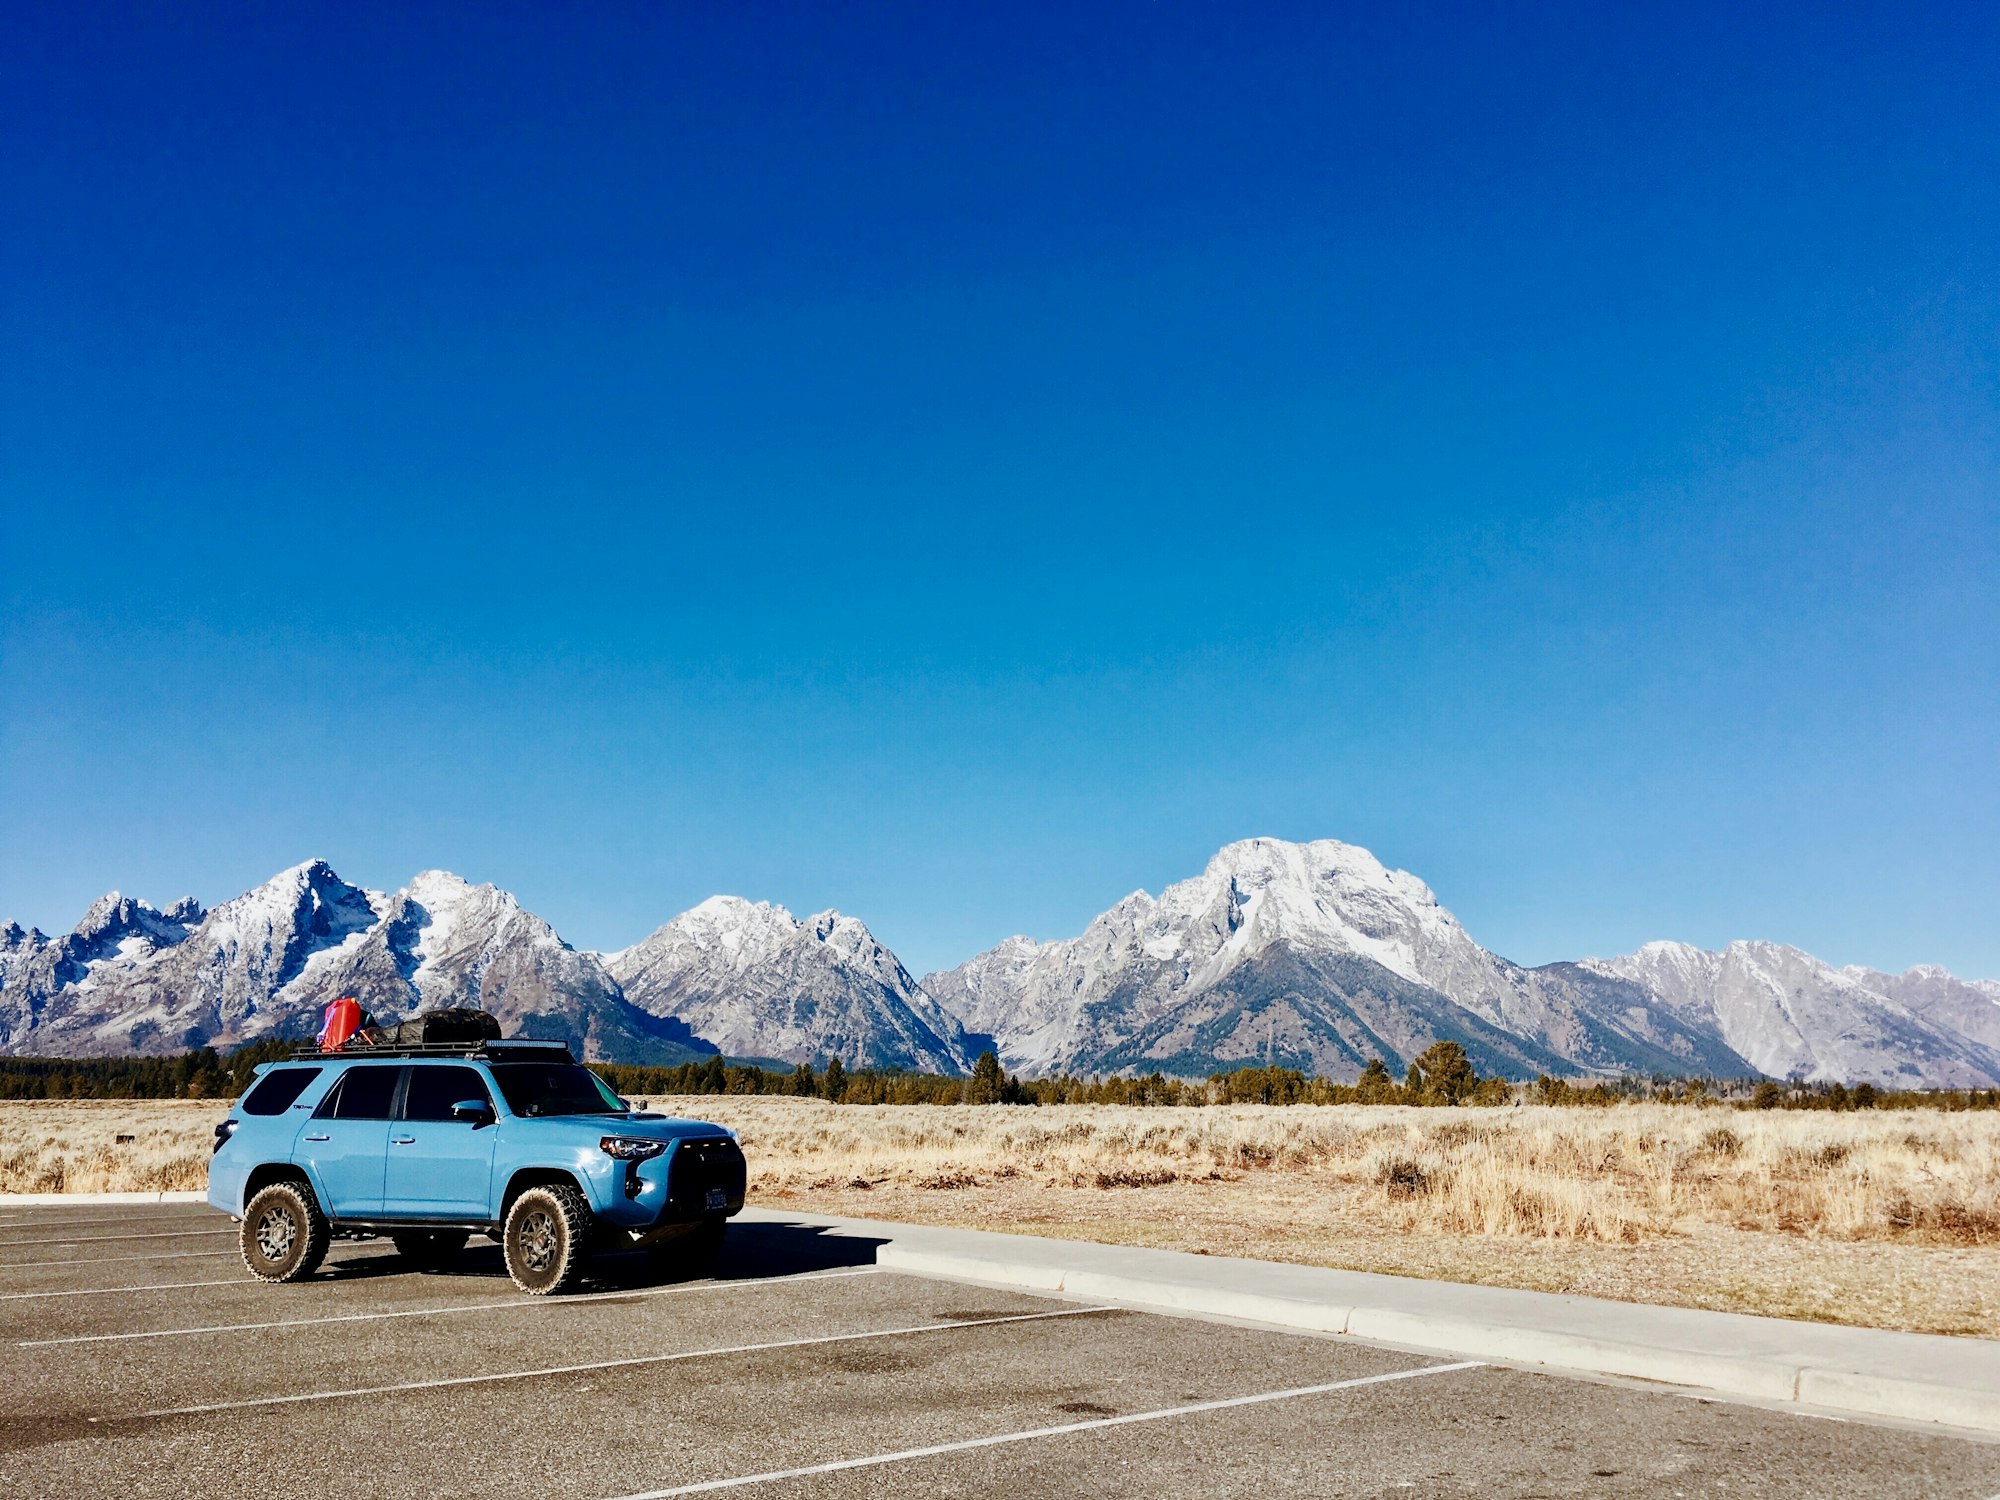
[288, 1038, 576, 1063]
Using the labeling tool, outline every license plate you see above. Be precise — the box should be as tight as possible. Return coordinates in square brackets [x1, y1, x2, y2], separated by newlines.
[705, 1187, 726, 1210]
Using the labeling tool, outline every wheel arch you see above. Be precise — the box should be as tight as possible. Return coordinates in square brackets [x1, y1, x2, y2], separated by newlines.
[499, 1167, 589, 1223]
[241, 1161, 317, 1214]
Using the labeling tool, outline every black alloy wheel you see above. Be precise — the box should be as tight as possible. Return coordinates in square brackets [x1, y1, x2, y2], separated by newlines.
[240, 1179, 331, 1283]
[502, 1183, 592, 1295]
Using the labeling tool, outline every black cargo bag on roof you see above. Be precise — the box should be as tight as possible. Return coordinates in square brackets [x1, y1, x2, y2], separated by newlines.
[375, 1008, 503, 1047]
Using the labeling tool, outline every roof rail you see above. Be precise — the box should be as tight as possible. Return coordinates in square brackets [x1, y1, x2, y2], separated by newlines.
[285, 1039, 576, 1062]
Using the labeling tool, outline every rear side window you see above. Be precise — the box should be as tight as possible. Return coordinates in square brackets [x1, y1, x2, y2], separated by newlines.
[241, 1067, 322, 1116]
[316, 1066, 404, 1120]
[401, 1065, 490, 1122]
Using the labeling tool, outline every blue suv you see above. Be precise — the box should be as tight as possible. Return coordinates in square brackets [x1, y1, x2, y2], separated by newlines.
[207, 1041, 747, 1294]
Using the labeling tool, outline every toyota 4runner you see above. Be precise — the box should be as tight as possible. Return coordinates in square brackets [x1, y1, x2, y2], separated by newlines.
[207, 1040, 747, 1294]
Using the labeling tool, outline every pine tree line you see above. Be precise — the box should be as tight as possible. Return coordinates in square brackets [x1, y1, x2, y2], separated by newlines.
[4, 1041, 1996, 1112]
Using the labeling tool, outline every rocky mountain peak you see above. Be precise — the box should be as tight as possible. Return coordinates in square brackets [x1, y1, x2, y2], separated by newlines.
[64, 892, 200, 967]
[1587, 938, 2000, 1088]
[609, 895, 971, 1073]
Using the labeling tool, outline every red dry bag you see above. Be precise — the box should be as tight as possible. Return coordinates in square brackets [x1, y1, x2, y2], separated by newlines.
[317, 996, 364, 1051]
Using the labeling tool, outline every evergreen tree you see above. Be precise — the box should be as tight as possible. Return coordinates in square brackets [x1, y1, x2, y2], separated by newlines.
[966, 1050, 1006, 1105]
[1356, 1057, 1395, 1102]
[1408, 1041, 1478, 1103]
[821, 1056, 847, 1102]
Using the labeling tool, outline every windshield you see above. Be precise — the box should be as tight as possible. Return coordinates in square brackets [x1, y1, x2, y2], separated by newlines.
[490, 1062, 625, 1118]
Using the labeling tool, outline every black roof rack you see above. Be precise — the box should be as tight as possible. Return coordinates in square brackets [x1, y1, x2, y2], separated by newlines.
[285, 1039, 576, 1063]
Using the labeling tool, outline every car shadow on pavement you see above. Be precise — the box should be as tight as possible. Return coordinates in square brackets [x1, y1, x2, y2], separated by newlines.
[679, 1219, 887, 1280]
[312, 1219, 886, 1292]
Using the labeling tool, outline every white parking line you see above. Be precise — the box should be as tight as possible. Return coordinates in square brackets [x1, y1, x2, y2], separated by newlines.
[0, 1228, 233, 1247]
[104, 1304, 1117, 1421]
[0, 1277, 245, 1302]
[0, 1248, 243, 1269]
[0, 1214, 213, 1228]
[604, 1361, 1488, 1498]
[22, 1265, 885, 1345]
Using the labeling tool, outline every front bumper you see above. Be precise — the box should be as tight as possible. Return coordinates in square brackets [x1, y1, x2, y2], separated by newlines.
[653, 1135, 747, 1224]
[595, 1134, 747, 1232]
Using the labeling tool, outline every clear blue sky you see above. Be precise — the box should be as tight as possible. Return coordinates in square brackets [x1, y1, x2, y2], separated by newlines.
[3, 2, 1996, 979]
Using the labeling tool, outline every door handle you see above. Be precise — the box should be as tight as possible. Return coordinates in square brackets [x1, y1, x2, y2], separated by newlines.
[303, 1133, 330, 1142]
[391, 1135, 416, 1145]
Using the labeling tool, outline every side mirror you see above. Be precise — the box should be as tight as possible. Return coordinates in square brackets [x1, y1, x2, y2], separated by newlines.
[451, 1099, 494, 1126]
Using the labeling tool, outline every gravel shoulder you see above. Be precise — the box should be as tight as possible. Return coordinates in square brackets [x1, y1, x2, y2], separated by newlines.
[760, 1177, 2000, 1337]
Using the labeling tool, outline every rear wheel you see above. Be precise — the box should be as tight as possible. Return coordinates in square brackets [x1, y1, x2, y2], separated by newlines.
[391, 1230, 468, 1271]
[502, 1184, 592, 1295]
[240, 1180, 330, 1283]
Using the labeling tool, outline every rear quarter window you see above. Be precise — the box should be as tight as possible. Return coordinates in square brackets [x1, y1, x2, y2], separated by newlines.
[241, 1067, 323, 1116]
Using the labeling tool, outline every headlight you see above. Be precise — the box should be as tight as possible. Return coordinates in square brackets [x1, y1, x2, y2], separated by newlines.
[600, 1136, 666, 1160]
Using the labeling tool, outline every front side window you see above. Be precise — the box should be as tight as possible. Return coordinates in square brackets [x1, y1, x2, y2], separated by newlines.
[401, 1065, 490, 1122]
[241, 1066, 322, 1116]
[316, 1065, 404, 1120]
[490, 1063, 624, 1118]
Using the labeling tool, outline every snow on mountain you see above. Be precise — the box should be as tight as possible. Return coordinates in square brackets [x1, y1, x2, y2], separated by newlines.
[1585, 942, 2000, 1089]
[6, 862, 379, 1054]
[286, 870, 712, 1064]
[5, 842, 1994, 1086]
[608, 896, 974, 1074]
[1839, 964, 2000, 1056]
[1, 863, 710, 1064]
[0, 923, 55, 1050]
[925, 837, 1753, 1081]
[0, 891, 209, 1050]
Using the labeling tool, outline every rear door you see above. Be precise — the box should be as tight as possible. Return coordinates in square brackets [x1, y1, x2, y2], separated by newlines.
[383, 1064, 499, 1220]
[297, 1065, 402, 1218]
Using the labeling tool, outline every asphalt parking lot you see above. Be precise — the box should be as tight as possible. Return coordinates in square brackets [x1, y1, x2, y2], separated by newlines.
[3, 1202, 1998, 1499]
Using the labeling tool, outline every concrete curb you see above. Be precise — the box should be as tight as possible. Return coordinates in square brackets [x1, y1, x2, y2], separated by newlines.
[739, 1210, 2000, 1439]
[0, 1191, 207, 1206]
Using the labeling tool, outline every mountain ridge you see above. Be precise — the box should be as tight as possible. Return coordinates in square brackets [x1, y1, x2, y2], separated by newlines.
[4, 841, 1996, 1087]
[606, 896, 973, 1074]
[923, 838, 1997, 1088]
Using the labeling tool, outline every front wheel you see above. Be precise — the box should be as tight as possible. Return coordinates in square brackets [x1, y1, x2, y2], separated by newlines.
[240, 1180, 330, 1283]
[502, 1184, 592, 1295]
[391, 1230, 468, 1271]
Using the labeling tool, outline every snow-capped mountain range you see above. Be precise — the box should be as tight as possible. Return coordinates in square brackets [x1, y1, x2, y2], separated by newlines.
[0, 862, 710, 1065]
[924, 839, 2000, 1088]
[4, 840, 1996, 1087]
[921, 838, 1756, 1082]
[1582, 942, 2000, 1091]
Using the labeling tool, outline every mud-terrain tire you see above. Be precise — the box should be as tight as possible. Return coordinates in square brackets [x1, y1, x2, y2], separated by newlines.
[241, 1179, 330, 1283]
[649, 1216, 726, 1279]
[503, 1184, 592, 1295]
[391, 1230, 469, 1271]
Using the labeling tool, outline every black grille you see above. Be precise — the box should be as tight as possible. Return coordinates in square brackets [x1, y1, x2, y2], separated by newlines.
[660, 1136, 747, 1222]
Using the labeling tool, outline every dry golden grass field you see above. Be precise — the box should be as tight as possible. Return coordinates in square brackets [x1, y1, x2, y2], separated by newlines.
[7, 1096, 1997, 1338]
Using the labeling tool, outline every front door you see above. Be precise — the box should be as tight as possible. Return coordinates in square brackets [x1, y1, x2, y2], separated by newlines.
[296, 1064, 402, 1218]
[383, 1064, 498, 1220]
